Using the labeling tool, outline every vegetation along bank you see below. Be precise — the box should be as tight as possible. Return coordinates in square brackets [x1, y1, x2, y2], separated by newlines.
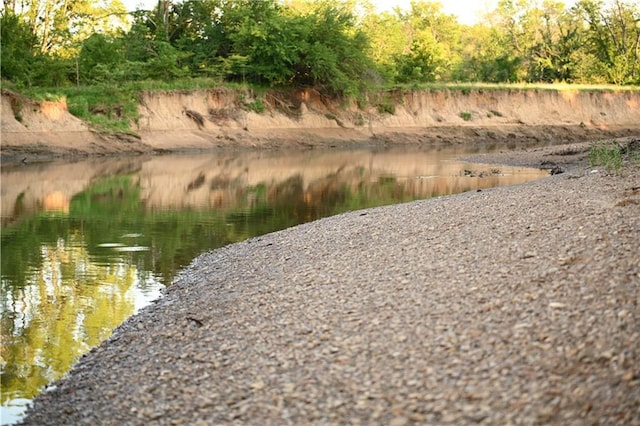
[2, 85, 640, 162]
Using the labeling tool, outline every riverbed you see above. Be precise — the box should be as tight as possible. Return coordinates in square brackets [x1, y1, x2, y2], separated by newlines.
[15, 140, 640, 425]
[0, 144, 551, 424]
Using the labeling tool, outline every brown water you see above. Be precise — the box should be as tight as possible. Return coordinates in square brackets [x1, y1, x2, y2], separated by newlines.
[0, 145, 549, 424]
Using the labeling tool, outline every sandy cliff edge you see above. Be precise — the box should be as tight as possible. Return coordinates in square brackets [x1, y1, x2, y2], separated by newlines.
[2, 87, 639, 162]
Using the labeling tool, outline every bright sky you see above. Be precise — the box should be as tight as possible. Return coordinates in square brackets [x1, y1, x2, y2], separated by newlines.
[122, 1, 578, 26]
[373, 0, 579, 25]
[378, 0, 493, 25]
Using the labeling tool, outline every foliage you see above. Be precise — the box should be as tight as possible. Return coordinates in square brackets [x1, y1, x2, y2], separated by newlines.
[395, 2, 462, 83]
[575, 0, 640, 84]
[589, 142, 623, 172]
[459, 111, 473, 121]
[589, 140, 640, 173]
[1, 12, 40, 87]
[245, 99, 266, 113]
[26, 85, 141, 133]
[3, 0, 128, 58]
[2, 0, 639, 104]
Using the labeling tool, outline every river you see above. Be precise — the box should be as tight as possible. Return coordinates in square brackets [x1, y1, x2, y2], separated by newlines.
[0, 144, 549, 424]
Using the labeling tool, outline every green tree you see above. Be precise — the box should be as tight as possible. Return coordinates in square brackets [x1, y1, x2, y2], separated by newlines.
[575, 0, 640, 84]
[360, 9, 406, 83]
[527, 1, 582, 82]
[0, 11, 40, 86]
[121, 7, 190, 81]
[212, 0, 373, 94]
[12, 0, 128, 57]
[169, 0, 227, 78]
[392, 1, 463, 83]
[78, 33, 126, 84]
[292, 2, 373, 94]
[482, 0, 536, 82]
[223, 0, 302, 85]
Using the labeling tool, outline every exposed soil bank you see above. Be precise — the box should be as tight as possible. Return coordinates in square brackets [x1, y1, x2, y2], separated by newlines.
[2, 87, 639, 163]
[19, 142, 640, 425]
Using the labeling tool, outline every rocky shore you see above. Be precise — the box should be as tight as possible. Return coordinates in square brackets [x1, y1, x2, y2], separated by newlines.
[20, 141, 640, 425]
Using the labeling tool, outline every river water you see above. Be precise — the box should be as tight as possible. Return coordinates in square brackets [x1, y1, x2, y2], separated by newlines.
[0, 145, 549, 424]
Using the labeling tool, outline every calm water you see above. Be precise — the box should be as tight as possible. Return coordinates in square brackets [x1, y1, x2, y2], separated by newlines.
[0, 145, 549, 424]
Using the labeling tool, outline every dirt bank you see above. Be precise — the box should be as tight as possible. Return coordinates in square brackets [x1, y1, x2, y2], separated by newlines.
[2, 87, 639, 163]
[19, 142, 640, 425]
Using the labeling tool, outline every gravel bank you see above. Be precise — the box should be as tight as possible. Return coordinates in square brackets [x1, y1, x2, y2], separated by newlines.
[21, 142, 640, 425]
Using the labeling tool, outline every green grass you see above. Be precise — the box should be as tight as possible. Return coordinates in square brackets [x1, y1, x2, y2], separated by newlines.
[376, 100, 395, 114]
[21, 78, 276, 133]
[459, 111, 472, 121]
[588, 140, 640, 173]
[384, 82, 640, 93]
[25, 84, 141, 134]
[245, 99, 265, 114]
[16, 79, 640, 136]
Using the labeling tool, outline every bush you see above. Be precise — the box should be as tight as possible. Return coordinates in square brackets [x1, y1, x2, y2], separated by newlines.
[245, 99, 265, 114]
[377, 101, 395, 114]
[589, 142, 623, 172]
[459, 111, 472, 121]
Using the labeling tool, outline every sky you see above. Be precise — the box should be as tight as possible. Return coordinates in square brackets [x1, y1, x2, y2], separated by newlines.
[123, 1, 582, 26]
[122, 0, 502, 26]
[376, 0, 495, 25]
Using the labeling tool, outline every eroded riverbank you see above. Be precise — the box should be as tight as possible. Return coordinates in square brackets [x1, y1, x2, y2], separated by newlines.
[3, 86, 639, 164]
[19, 141, 640, 425]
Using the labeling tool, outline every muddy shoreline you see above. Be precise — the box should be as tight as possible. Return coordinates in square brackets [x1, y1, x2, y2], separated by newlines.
[2, 125, 638, 166]
[18, 140, 640, 425]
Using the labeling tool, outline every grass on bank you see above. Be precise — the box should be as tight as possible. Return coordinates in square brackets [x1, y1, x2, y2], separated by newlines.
[388, 81, 640, 93]
[589, 140, 640, 173]
[9, 78, 639, 135]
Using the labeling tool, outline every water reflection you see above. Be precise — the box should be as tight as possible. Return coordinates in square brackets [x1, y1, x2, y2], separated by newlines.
[0, 146, 549, 424]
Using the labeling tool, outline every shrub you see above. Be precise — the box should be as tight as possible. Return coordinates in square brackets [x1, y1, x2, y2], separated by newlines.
[459, 111, 472, 121]
[377, 101, 395, 114]
[245, 99, 265, 114]
[589, 142, 623, 172]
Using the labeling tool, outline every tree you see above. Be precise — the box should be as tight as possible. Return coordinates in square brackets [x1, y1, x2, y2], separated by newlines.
[1, 11, 40, 86]
[121, 6, 190, 81]
[360, 10, 406, 82]
[527, 1, 582, 82]
[293, 2, 373, 94]
[390, 1, 463, 83]
[169, 0, 227, 78]
[11, 0, 128, 57]
[211, 0, 373, 94]
[224, 0, 302, 85]
[575, 0, 640, 84]
[77, 34, 122, 84]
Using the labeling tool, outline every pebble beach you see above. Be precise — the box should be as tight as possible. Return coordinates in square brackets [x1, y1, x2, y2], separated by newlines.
[20, 141, 640, 425]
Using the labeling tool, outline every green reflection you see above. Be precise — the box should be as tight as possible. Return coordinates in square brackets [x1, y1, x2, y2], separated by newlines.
[1, 232, 139, 406]
[1, 151, 549, 422]
[0, 166, 425, 408]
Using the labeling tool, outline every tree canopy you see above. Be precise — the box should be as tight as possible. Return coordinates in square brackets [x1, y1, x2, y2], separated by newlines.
[1, 0, 639, 91]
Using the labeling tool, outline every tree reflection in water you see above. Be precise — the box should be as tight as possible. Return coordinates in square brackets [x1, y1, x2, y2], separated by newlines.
[0, 147, 549, 423]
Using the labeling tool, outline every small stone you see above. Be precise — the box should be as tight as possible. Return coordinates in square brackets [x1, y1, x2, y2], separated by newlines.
[389, 416, 409, 426]
[622, 371, 635, 381]
[250, 381, 266, 390]
[598, 350, 614, 361]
